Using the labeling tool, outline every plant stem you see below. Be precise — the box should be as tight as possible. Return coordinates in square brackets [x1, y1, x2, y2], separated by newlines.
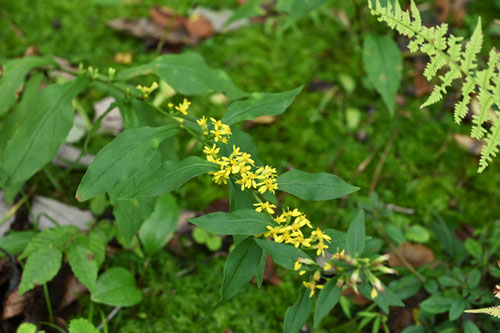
[42, 283, 54, 323]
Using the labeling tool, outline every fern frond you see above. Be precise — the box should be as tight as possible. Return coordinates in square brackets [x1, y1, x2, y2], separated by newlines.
[478, 115, 500, 173]
[461, 19, 483, 74]
[465, 306, 500, 319]
[369, 0, 500, 172]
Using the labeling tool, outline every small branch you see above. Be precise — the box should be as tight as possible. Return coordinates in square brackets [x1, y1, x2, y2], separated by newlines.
[97, 306, 122, 330]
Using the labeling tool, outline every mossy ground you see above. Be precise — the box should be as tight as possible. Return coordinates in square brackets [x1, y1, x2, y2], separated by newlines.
[2, 0, 499, 332]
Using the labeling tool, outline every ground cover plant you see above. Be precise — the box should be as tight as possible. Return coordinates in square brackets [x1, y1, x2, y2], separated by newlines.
[0, 0, 499, 332]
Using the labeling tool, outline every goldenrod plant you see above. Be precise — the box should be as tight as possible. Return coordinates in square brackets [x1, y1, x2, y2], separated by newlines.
[368, 0, 500, 173]
[0, 53, 401, 332]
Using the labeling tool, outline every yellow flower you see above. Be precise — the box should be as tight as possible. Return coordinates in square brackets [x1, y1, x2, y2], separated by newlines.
[257, 178, 278, 194]
[299, 270, 307, 276]
[282, 208, 301, 218]
[311, 228, 332, 242]
[295, 215, 313, 228]
[323, 262, 333, 271]
[175, 98, 191, 115]
[236, 171, 258, 191]
[274, 214, 286, 225]
[254, 202, 277, 214]
[316, 241, 329, 257]
[294, 260, 302, 271]
[168, 102, 174, 108]
[303, 281, 324, 297]
[370, 287, 378, 299]
[197, 116, 207, 127]
[203, 144, 220, 157]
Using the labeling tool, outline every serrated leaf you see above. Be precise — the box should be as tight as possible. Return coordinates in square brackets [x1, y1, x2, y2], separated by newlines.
[363, 34, 402, 115]
[254, 238, 311, 270]
[188, 209, 273, 235]
[139, 193, 179, 256]
[220, 238, 262, 303]
[277, 170, 359, 201]
[346, 210, 365, 257]
[3, 78, 89, 185]
[68, 318, 100, 333]
[0, 231, 36, 258]
[114, 196, 156, 245]
[222, 86, 302, 125]
[284, 287, 314, 333]
[68, 244, 98, 292]
[20, 226, 79, 259]
[91, 267, 142, 307]
[76, 125, 181, 202]
[19, 247, 62, 294]
[314, 278, 342, 328]
[116, 52, 247, 100]
[117, 156, 218, 199]
[0, 56, 55, 116]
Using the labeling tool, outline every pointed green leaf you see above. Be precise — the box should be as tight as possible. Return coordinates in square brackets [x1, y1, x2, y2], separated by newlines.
[3, 78, 89, 185]
[188, 209, 273, 235]
[314, 278, 342, 328]
[420, 296, 453, 314]
[284, 287, 314, 333]
[15, 323, 38, 333]
[359, 282, 404, 314]
[346, 210, 365, 257]
[139, 193, 179, 255]
[118, 156, 218, 199]
[114, 196, 156, 245]
[19, 247, 62, 294]
[0, 231, 36, 258]
[254, 239, 311, 270]
[220, 238, 262, 303]
[363, 34, 402, 115]
[68, 318, 100, 333]
[116, 52, 247, 100]
[0, 56, 55, 116]
[91, 267, 142, 307]
[76, 125, 180, 201]
[225, 0, 266, 26]
[20, 226, 79, 259]
[68, 244, 98, 292]
[255, 251, 267, 288]
[222, 86, 303, 125]
[277, 170, 359, 201]
[449, 299, 465, 321]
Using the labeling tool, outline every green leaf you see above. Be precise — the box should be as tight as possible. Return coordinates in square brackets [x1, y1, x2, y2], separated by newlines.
[254, 238, 311, 270]
[359, 282, 404, 314]
[68, 318, 100, 333]
[220, 238, 262, 303]
[420, 296, 453, 314]
[89, 194, 109, 216]
[276, 0, 328, 21]
[15, 323, 38, 333]
[139, 193, 179, 256]
[116, 52, 247, 100]
[464, 320, 480, 333]
[385, 224, 406, 245]
[389, 275, 422, 301]
[346, 210, 365, 257]
[401, 327, 425, 333]
[362, 34, 402, 115]
[114, 196, 156, 245]
[449, 299, 465, 321]
[76, 125, 180, 201]
[20, 226, 79, 259]
[438, 276, 460, 287]
[277, 170, 359, 201]
[405, 225, 430, 243]
[222, 86, 303, 125]
[465, 238, 482, 258]
[19, 247, 62, 294]
[91, 267, 142, 307]
[0, 231, 36, 258]
[3, 78, 89, 185]
[228, 179, 257, 211]
[466, 269, 481, 288]
[188, 209, 273, 235]
[206, 235, 222, 251]
[117, 156, 218, 199]
[68, 244, 98, 292]
[225, 0, 266, 26]
[284, 287, 314, 333]
[0, 56, 55, 116]
[314, 278, 342, 328]
[192, 227, 210, 244]
[255, 251, 267, 288]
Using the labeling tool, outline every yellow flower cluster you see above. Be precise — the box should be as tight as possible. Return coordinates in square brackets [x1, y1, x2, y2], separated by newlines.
[136, 81, 158, 98]
[175, 98, 191, 115]
[260, 204, 331, 256]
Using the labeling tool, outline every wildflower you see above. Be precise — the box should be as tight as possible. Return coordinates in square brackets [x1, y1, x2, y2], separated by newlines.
[303, 281, 324, 297]
[136, 82, 158, 98]
[313, 271, 321, 281]
[282, 208, 301, 218]
[203, 144, 220, 157]
[197, 116, 207, 127]
[210, 167, 231, 185]
[254, 202, 277, 214]
[257, 178, 278, 194]
[295, 215, 313, 229]
[316, 241, 329, 257]
[370, 287, 378, 299]
[236, 171, 258, 190]
[168, 102, 174, 108]
[273, 214, 286, 225]
[175, 98, 191, 115]
[323, 262, 333, 271]
[332, 248, 346, 260]
[294, 260, 302, 271]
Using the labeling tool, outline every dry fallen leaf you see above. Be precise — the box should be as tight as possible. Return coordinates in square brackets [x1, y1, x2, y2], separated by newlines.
[389, 243, 435, 268]
[185, 14, 214, 39]
[2, 286, 34, 319]
[436, 0, 451, 23]
[149, 6, 185, 29]
[114, 52, 133, 64]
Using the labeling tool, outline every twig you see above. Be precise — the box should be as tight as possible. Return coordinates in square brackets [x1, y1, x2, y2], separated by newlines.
[384, 204, 415, 215]
[370, 129, 398, 193]
[97, 306, 122, 330]
[0, 185, 36, 227]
